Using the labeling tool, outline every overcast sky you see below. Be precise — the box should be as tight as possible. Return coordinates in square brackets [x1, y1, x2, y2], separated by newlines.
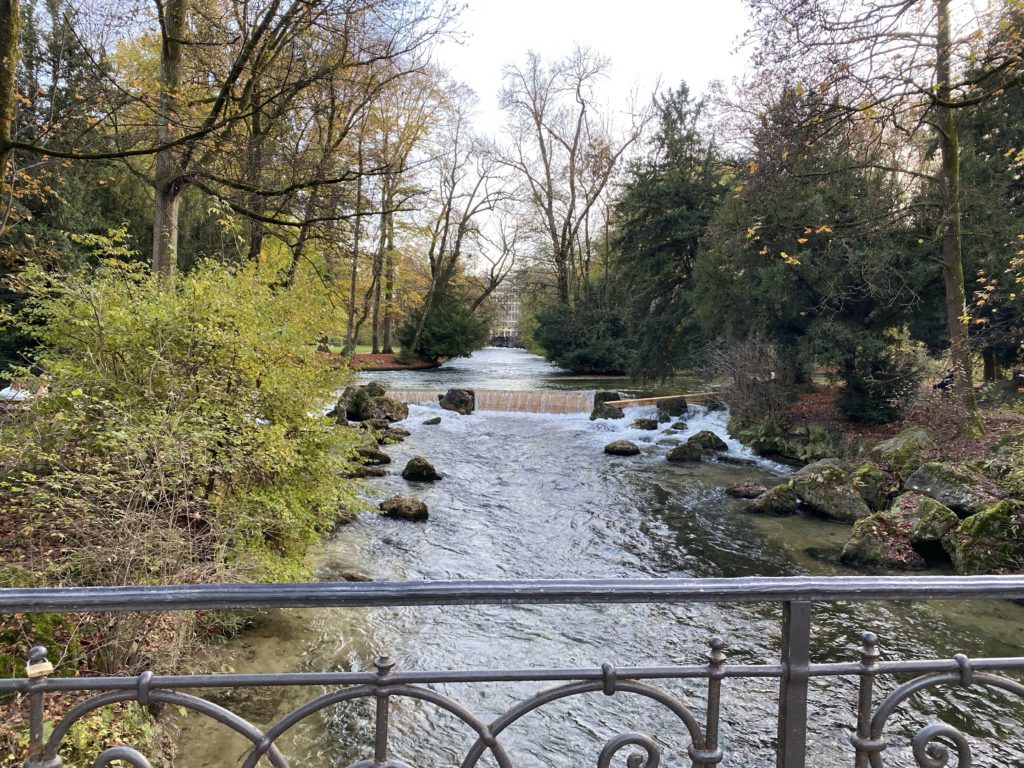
[433, 0, 754, 137]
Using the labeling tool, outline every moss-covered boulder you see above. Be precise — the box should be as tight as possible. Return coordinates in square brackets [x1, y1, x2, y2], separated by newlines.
[687, 430, 729, 453]
[944, 500, 1024, 575]
[733, 418, 840, 464]
[851, 461, 893, 511]
[666, 442, 703, 463]
[869, 428, 935, 478]
[749, 483, 798, 515]
[905, 462, 1001, 517]
[423, 416, 442, 425]
[590, 402, 625, 420]
[890, 493, 959, 545]
[841, 514, 926, 569]
[792, 460, 871, 523]
[379, 495, 429, 521]
[605, 439, 641, 456]
[402, 456, 442, 482]
[726, 482, 768, 499]
[438, 388, 475, 415]
[356, 447, 391, 466]
[632, 418, 659, 430]
[361, 396, 409, 423]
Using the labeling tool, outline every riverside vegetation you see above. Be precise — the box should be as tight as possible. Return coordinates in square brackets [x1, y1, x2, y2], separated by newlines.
[1, 0, 1024, 763]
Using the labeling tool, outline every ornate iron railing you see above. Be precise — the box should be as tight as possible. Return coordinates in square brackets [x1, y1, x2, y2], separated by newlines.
[2, 575, 1024, 768]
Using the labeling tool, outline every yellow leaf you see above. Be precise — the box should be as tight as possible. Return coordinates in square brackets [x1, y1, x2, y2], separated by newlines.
[747, 161, 758, 175]
[797, 237, 808, 244]
[816, 225, 833, 234]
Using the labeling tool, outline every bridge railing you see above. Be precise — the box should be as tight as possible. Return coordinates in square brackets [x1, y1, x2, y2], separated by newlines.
[3, 575, 1024, 767]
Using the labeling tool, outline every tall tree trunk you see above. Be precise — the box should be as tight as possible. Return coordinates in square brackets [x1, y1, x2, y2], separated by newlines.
[381, 212, 395, 353]
[344, 149, 364, 354]
[0, 0, 21, 193]
[936, 0, 983, 436]
[151, 0, 188, 275]
[370, 189, 386, 354]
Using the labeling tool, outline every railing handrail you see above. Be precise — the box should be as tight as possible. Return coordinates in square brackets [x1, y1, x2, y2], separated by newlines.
[3, 574, 1024, 613]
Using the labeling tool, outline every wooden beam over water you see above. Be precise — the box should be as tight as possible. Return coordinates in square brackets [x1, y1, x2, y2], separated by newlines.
[604, 392, 718, 407]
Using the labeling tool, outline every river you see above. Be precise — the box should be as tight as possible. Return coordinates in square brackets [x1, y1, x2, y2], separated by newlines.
[174, 348, 1024, 767]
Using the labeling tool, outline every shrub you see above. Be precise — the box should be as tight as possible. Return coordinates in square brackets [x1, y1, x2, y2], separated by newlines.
[397, 290, 490, 361]
[532, 294, 633, 374]
[0, 259, 361, 593]
[701, 338, 795, 431]
[836, 343, 925, 424]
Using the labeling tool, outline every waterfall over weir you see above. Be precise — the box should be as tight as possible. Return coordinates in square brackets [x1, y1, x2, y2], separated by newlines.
[388, 388, 595, 414]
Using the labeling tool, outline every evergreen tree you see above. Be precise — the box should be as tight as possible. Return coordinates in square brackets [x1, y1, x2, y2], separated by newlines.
[612, 84, 726, 380]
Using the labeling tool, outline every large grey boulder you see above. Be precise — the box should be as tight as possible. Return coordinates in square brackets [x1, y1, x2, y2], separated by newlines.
[402, 456, 442, 482]
[605, 439, 641, 456]
[840, 515, 926, 569]
[687, 430, 729, 453]
[361, 396, 408, 423]
[726, 482, 768, 499]
[356, 447, 392, 466]
[439, 388, 475, 415]
[749, 483, 798, 515]
[944, 500, 1024, 575]
[869, 428, 936, 478]
[889, 492, 959, 545]
[666, 442, 703, 463]
[379, 495, 429, 521]
[792, 460, 871, 523]
[590, 402, 625, 420]
[905, 462, 1001, 517]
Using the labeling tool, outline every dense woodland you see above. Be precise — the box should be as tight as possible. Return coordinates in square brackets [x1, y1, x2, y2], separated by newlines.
[1, 0, 1024, 760]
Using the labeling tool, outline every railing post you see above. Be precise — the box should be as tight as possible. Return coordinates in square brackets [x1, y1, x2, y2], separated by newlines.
[24, 645, 60, 768]
[777, 601, 810, 768]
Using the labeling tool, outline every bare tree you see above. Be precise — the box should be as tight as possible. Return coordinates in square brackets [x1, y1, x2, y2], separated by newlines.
[498, 46, 652, 303]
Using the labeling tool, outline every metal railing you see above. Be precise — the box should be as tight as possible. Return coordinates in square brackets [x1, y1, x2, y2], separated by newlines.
[2, 575, 1024, 768]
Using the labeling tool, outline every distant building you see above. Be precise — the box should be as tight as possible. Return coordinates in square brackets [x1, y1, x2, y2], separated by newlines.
[489, 282, 522, 345]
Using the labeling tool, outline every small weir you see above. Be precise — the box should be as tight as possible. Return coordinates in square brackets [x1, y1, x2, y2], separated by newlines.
[388, 388, 595, 414]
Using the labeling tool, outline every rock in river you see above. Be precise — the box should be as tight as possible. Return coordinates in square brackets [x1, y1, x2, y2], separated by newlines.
[605, 440, 640, 456]
[402, 456, 442, 482]
[379, 495, 429, 521]
[631, 418, 658, 430]
[726, 482, 768, 499]
[666, 442, 703, 463]
[687, 430, 728, 453]
[356, 447, 391, 465]
[590, 402, 625, 420]
[439, 388, 475, 415]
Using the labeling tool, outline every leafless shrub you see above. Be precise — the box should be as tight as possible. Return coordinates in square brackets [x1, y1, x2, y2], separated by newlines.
[701, 338, 796, 429]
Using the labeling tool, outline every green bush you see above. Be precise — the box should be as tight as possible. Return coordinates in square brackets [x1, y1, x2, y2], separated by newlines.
[0, 259, 361, 590]
[532, 292, 633, 374]
[397, 290, 490, 360]
[836, 342, 925, 424]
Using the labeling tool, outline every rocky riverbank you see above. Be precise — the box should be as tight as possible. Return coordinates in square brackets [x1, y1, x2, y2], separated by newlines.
[721, 387, 1024, 576]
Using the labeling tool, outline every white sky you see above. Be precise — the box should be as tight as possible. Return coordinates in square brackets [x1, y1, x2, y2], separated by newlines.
[434, 0, 754, 137]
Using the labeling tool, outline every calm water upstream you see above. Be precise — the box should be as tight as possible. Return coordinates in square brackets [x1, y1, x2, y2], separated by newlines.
[175, 348, 1024, 767]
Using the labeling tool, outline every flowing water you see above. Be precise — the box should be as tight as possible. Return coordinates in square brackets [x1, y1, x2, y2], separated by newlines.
[175, 348, 1024, 767]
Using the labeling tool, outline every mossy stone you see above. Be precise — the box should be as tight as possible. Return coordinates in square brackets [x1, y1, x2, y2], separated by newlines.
[749, 483, 798, 515]
[841, 514, 926, 569]
[851, 461, 891, 511]
[944, 500, 1024, 575]
[687, 430, 728, 453]
[667, 442, 703, 463]
[869, 428, 935, 478]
